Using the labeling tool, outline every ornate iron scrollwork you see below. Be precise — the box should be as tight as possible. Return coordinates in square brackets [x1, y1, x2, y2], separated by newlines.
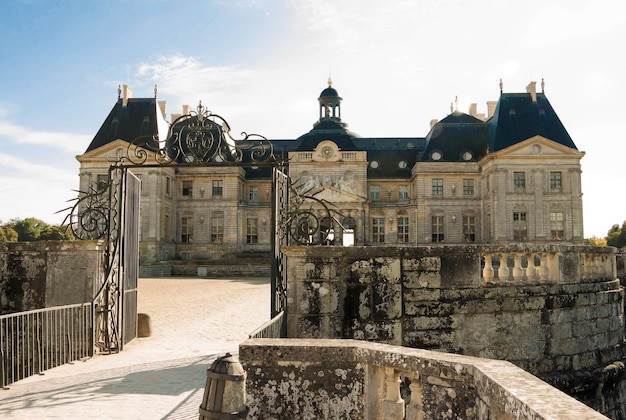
[124, 101, 278, 167]
[283, 179, 346, 246]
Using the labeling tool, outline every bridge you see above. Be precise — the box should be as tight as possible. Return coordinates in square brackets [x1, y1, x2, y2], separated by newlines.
[0, 276, 270, 419]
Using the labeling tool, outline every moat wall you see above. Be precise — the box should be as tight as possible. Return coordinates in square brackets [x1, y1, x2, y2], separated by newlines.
[284, 245, 626, 418]
[0, 240, 105, 313]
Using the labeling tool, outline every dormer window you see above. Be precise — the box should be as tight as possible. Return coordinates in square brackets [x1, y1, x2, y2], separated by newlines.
[431, 151, 442, 161]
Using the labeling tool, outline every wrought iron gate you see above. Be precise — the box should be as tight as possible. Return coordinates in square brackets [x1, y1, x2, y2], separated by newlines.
[65, 102, 289, 352]
[271, 168, 290, 319]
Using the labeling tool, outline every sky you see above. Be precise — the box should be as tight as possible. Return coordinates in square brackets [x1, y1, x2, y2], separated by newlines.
[0, 0, 624, 238]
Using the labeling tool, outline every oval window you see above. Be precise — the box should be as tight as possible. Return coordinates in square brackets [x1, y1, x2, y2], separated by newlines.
[370, 161, 379, 169]
[431, 151, 442, 161]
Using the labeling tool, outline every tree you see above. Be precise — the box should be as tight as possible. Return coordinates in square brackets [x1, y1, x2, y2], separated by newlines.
[1, 218, 74, 242]
[606, 221, 626, 248]
[585, 236, 607, 246]
[8, 218, 47, 241]
[0, 224, 18, 242]
[39, 225, 74, 240]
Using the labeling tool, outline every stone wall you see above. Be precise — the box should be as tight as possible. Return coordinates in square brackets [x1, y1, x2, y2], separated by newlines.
[0, 240, 105, 313]
[283, 245, 625, 417]
[240, 338, 608, 419]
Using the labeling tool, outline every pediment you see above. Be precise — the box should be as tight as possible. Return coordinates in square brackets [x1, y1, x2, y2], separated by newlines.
[305, 185, 366, 203]
[494, 136, 585, 159]
[77, 139, 166, 164]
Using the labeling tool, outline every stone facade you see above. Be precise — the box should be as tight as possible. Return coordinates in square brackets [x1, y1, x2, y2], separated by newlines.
[76, 81, 584, 267]
[282, 245, 625, 417]
[0, 240, 105, 313]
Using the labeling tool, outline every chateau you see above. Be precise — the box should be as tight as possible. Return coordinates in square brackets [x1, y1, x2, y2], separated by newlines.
[77, 79, 585, 265]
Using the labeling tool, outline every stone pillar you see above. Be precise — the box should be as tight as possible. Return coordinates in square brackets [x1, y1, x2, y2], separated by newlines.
[406, 374, 424, 420]
[382, 367, 405, 419]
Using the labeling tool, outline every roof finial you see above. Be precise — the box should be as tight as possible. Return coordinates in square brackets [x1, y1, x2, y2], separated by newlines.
[454, 96, 458, 112]
[450, 102, 454, 114]
[154, 84, 158, 98]
[327, 75, 333, 87]
[499, 78, 503, 94]
[118, 84, 122, 99]
[541, 78, 545, 93]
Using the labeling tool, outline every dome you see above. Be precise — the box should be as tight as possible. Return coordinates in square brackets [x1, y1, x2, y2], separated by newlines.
[319, 86, 339, 98]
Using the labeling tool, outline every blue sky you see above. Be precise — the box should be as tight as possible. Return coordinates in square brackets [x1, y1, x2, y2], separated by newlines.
[0, 0, 624, 238]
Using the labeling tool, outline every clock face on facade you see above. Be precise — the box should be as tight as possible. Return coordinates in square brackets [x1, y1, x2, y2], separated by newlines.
[322, 146, 333, 157]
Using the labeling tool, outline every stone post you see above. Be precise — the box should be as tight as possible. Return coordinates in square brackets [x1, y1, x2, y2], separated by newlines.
[382, 367, 405, 419]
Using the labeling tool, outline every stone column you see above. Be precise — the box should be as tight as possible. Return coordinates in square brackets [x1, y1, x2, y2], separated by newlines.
[382, 367, 405, 420]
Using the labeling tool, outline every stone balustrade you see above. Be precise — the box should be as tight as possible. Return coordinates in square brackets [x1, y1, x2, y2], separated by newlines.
[480, 245, 616, 284]
[240, 338, 608, 419]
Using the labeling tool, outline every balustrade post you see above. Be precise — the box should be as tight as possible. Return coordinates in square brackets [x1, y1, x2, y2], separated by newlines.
[525, 253, 537, 282]
[512, 254, 524, 282]
[538, 253, 550, 282]
[382, 367, 405, 420]
[482, 254, 494, 282]
[497, 254, 510, 282]
[406, 374, 424, 420]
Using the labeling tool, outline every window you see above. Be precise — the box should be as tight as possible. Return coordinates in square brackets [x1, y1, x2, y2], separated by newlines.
[181, 217, 193, 243]
[247, 218, 258, 244]
[369, 185, 380, 200]
[397, 217, 409, 243]
[550, 212, 564, 240]
[249, 186, 259, 201]
[212, 180, 223, 198]
[431, 216, 444, 242]
[513, 172, 525, 192]
[372, 217, 385, 243]
[398, 185, 409, 200]
[463, 179, 474, 196]
[432, 179, 443, 196]
[182, 180, 193, 197]
[463, 216, 476, 243]
[513, 212, 528, 241]
[550, 172, 562, 191]
[211, 212, 224, 243]
[96, 174, 108, 192]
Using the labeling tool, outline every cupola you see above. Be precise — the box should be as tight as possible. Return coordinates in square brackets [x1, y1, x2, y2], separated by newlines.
[318, 76, 342, 122]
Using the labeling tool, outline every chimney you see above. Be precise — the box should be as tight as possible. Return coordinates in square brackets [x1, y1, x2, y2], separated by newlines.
[486, 101, 497, 119]
[158, 100, 167, 119]
[429, 119, 438, 129]
[526, 81, 537, 102]
[171, 113, 181, 122]
[182, 104, 191, 115]
[122, 84, 133, 107]
[469, 103, 477, 117]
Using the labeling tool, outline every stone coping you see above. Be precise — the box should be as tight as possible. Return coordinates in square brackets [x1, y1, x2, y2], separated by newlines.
[240, 338, 608, 419]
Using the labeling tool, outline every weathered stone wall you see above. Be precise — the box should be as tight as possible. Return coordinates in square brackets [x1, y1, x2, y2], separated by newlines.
[240, 339, 608, 420]
[0, 240, 105, 313]
[284, 245, 625, 417]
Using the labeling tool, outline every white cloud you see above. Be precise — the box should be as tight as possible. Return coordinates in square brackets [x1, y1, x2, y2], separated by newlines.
[0, 120, 91, 155]
[0, 153, 77, 225]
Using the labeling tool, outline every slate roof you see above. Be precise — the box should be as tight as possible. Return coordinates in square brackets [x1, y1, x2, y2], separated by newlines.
[85, 84, 578, 182]
[422, 111, 488, 162]
[85, 98, 160, 153]
[487, 92, 577, 152]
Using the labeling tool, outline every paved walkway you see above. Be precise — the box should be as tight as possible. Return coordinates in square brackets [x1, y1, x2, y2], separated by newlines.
[0, 277, 271, 419]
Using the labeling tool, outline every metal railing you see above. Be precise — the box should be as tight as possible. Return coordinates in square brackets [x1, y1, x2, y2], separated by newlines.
[248, 311, 285, 339]
[0, 303, 93, 388]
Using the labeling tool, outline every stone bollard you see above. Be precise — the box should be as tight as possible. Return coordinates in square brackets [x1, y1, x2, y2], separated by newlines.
[137, 313, 152, 337]
[199, 353, 247, 419]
